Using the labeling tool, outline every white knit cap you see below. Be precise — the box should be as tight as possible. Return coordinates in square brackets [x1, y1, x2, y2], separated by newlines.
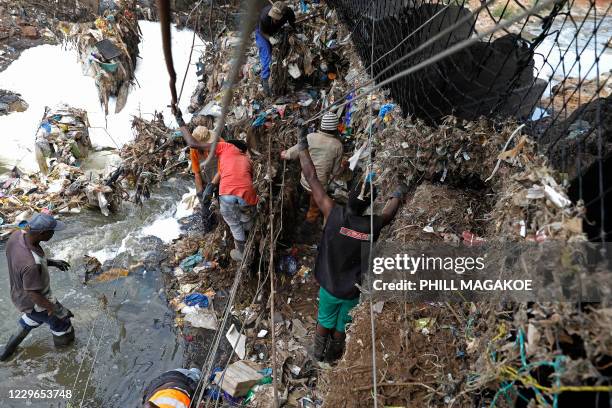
[320, 112, 339, 132]
[268, 1, 285, 19]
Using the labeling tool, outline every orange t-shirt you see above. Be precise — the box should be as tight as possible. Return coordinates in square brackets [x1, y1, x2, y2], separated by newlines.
[215, 142, 258, 205]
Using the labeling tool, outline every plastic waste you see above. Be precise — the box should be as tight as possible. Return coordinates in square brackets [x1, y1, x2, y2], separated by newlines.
[278, 254, 298, 276]
[179, 252, 203, 271]
[184, 293, 209, 308]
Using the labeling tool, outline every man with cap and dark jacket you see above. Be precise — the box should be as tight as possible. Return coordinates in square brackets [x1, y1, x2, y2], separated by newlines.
[1, 213, 74, 361]
[294, 127, 407, 363]
[256, 1, 296, 96]
[281, 111, 343, 226]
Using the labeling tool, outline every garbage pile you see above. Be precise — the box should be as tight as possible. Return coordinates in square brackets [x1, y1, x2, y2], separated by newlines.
[62, 0, 141, 114]
[0, 0, 95, 71]
[0, 160, 122, 237]
[34, 104, 93, 175]
[311, 8, 609, 408]
[369, 115, 585, 242]
[322, 299, 612, 407]
[119, 115, 189, 204]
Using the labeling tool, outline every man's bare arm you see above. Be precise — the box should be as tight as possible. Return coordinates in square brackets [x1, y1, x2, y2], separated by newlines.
[380, 183, 408, 226]
[298, 148, 334, 219]
[381, 198, 401, 227]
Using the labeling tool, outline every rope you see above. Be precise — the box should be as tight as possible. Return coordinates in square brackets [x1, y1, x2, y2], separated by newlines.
[268, 128, 280, 407]
[195, 157, 287, 408]
[157, 0, 178, 107]
[199, 0, 265, 172]
[366, 5, 379, 407]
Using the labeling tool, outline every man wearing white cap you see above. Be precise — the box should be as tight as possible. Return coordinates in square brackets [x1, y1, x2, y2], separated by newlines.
[281, 111, 343, 226]
[1, 213, 74, 361]
[256, 1, 296, 96]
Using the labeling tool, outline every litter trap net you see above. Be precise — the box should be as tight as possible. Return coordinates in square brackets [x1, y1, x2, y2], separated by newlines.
[326, 0, 611, 242]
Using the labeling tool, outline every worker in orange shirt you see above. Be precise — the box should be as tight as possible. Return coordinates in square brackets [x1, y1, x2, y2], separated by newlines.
[175, 109, 258, 261]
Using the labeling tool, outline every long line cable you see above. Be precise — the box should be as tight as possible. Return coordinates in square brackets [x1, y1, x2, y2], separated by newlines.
[178, 0, 206, 103]
[208, 161, 287, 408]
[366, 6, 378, 407]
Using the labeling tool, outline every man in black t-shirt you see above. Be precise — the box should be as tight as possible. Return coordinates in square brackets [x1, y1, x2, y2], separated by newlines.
[296, 126, 407, 363]
[256, 1, 296, 95]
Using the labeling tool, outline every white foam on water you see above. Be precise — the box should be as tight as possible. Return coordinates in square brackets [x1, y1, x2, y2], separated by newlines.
[175, 187, 197, 219]
[139, 188, 196, 243]
[0, 20, 204, 172]
[141, 216, 182, 243]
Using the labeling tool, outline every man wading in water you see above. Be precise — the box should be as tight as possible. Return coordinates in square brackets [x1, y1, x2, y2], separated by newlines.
[1, 213, 74, 361]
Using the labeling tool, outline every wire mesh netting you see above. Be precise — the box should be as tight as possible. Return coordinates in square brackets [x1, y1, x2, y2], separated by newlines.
[327, 0, 611, 242]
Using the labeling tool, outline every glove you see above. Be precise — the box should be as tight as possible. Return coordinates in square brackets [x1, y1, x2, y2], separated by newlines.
[297, 126, 309, 151]
[174, 106, 186, 127]
[54, 302, 74, 320]
[202, 183, 217, 202]
[50, 259, 70, 271]
[391, 182, 409, 199]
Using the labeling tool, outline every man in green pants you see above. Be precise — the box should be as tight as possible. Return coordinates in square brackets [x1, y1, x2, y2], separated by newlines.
[296, 126, 406, 363]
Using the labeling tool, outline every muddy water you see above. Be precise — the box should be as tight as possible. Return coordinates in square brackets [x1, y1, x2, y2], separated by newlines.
[0, 180, 195, 408]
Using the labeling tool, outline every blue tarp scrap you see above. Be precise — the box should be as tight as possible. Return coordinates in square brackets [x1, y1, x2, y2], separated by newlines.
[40, 121, 52, 134]
[378, 103, 395, 118]
[344, 92, 355, 126]
[184, 293, 209, 308]
[252, 112, 267, 127]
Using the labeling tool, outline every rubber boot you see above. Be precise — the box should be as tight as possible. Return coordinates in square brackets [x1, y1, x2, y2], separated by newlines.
[230, 240, 246, 261]
[0, 327, 31, 361]
[261, 78, 271, 97]
[52, 327, 75, 347]
[324, 338, 345, 363]
[313, 331, 329, 362]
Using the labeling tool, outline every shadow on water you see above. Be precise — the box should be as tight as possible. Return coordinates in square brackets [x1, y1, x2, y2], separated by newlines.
[0, 179, 191, 407]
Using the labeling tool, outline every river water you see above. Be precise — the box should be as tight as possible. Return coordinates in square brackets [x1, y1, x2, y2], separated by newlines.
[0, 21, 203, 407]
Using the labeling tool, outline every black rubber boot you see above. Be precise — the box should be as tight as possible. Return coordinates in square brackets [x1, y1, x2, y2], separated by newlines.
[324, 338, 345, 363]
[230, 240, 246, 261]
[52, 327, 75, 347]
[313, 332, 329, 362]
[0, 327, 31, 361]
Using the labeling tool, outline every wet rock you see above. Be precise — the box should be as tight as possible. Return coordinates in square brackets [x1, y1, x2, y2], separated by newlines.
[0, 90, 28, 115]
[102, 251, 131, 271]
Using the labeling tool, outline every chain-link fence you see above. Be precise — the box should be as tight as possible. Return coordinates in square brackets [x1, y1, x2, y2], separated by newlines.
[328, 0, 611, 242]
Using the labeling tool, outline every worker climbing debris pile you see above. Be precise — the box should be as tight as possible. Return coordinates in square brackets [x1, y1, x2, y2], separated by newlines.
[34, 105, 93, 175]
[60, 0, 141, 114]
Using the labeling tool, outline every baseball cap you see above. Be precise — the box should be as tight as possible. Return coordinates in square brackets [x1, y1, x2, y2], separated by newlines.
[28, 213, 66, 232]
